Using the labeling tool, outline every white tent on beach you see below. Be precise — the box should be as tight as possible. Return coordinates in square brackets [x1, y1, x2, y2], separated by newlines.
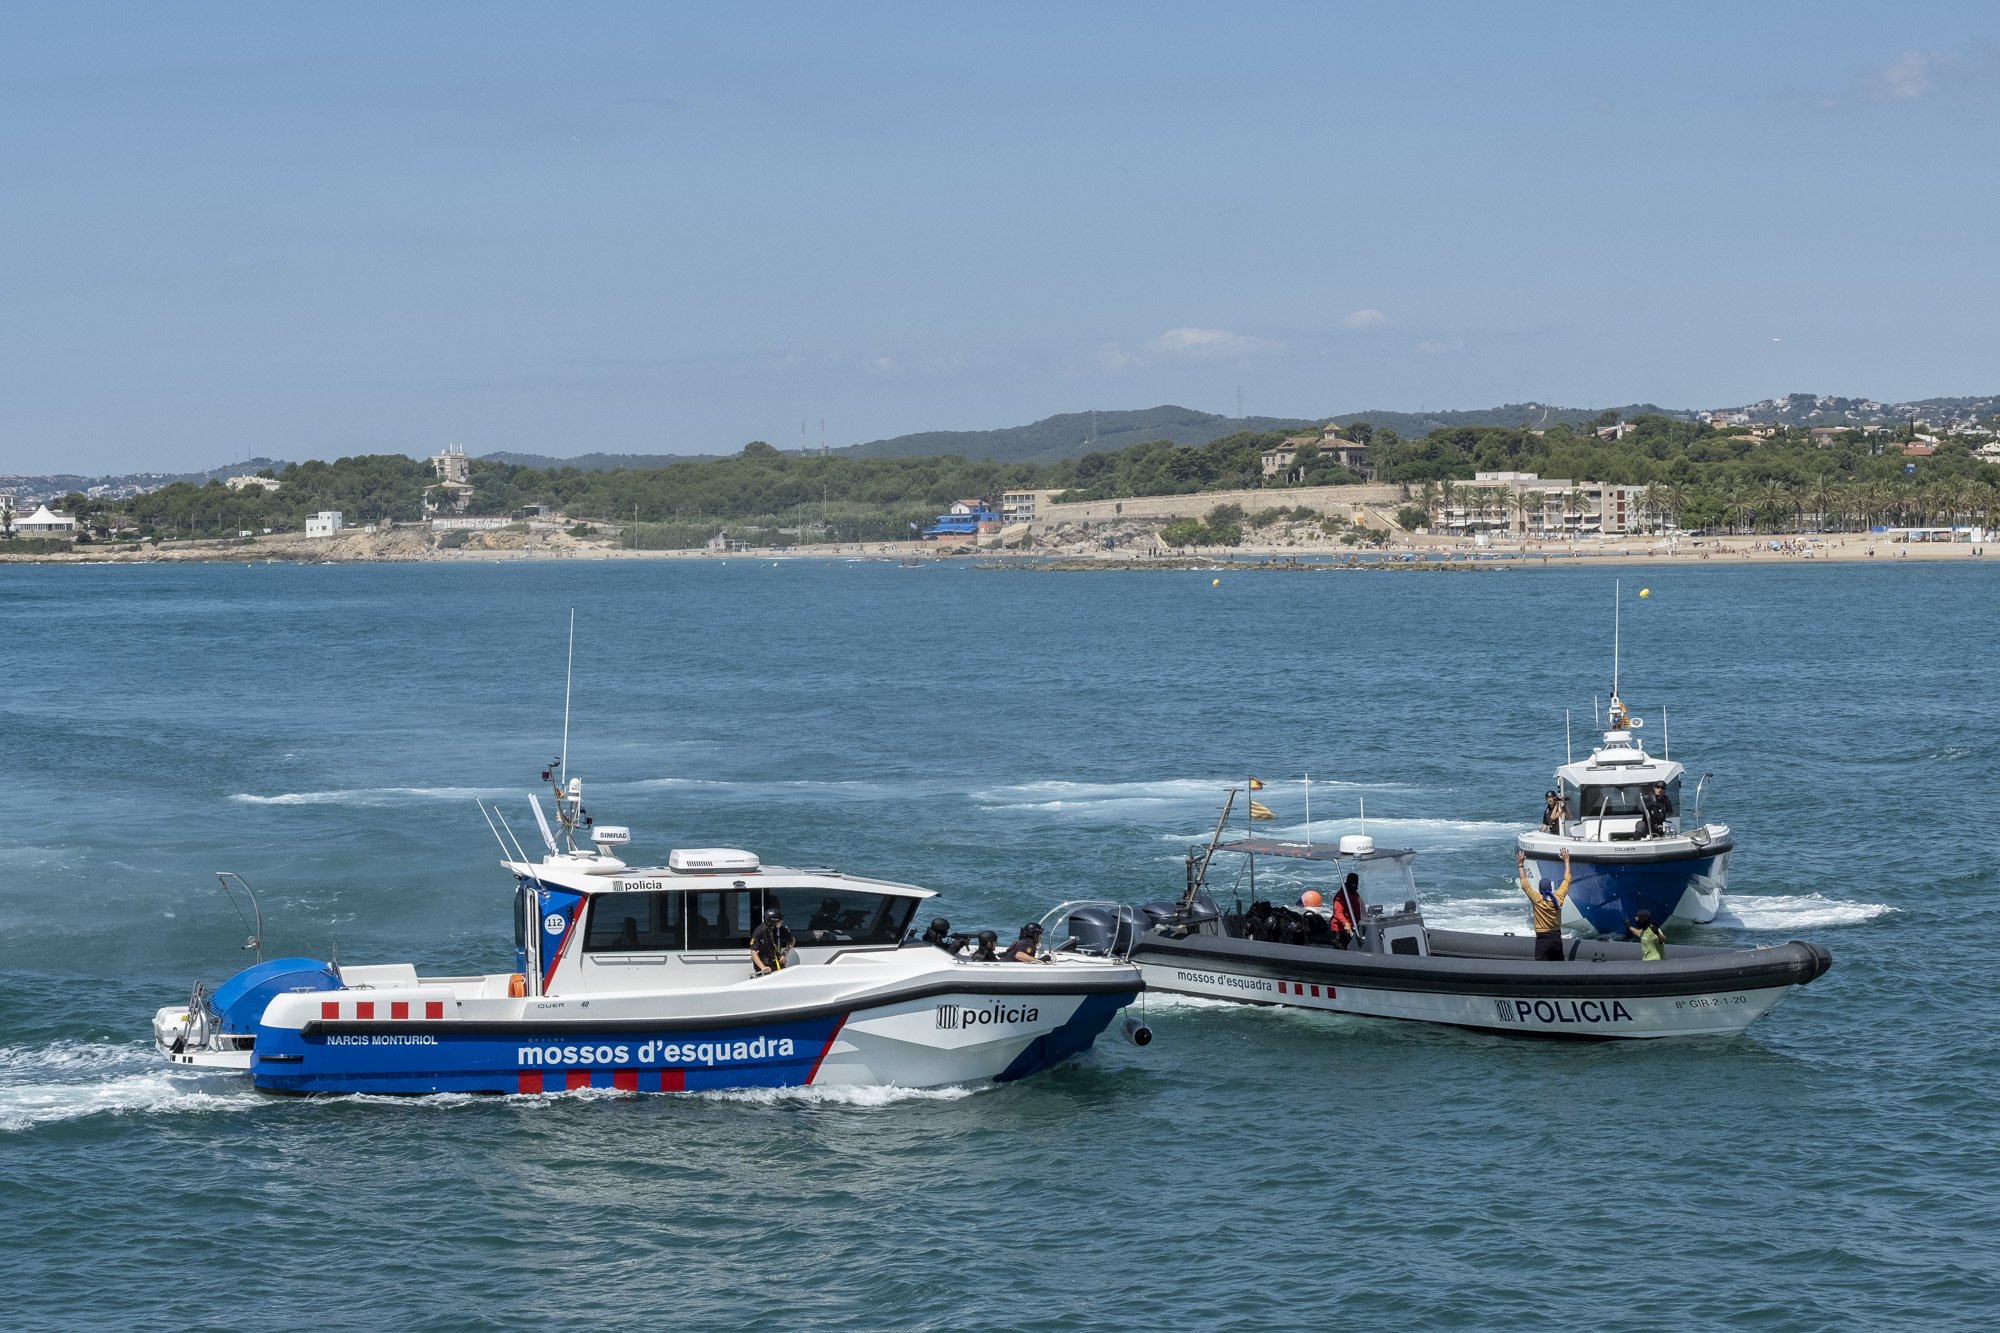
[13, 505, 77, 535]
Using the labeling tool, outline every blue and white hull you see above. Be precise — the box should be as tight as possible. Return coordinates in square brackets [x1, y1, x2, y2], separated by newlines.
[1516, 829, 1731, 935]
[156, 956, 1141, 1096]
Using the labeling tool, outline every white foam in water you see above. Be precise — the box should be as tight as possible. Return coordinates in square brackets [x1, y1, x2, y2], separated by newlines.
[1712, 894, 1896, 930]
[0, 1042, 263, 1133]
[1159, 815, 1521, 850]
[975, 777, 1256, 813]
[1416, 896, 1533, 933]
[689, 1082, 982, 1107]
[231, 785, 511, 807]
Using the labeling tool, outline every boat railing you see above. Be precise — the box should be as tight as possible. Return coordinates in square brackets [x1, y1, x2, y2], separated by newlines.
[1693, 772, 1714, 828]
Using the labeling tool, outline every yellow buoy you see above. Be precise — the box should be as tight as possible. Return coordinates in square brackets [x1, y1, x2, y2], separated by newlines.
[1639, 588, 1651, 598]
[1212, 578, 1221, 586]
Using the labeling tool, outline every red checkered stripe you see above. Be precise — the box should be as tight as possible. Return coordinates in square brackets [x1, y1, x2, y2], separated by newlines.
[317, 996, 450, 1021]
[1274, 981, 1336, 1001]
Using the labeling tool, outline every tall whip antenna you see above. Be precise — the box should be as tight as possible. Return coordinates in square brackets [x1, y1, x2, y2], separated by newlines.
[1612, 578, 1621, 700]
[560, 608, 575, 778]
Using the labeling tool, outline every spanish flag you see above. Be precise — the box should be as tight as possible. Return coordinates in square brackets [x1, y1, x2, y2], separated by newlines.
[1249, 800, 1275, 821]
[1248, 778, 1265, 791]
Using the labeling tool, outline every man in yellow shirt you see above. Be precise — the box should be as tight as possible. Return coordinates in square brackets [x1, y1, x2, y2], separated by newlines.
[1517, 847, 1571, 961]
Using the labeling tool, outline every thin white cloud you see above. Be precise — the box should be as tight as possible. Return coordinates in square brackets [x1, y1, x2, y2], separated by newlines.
[1147, 327, 1283, 361]
[1866, 51, 1935, 101]
[865, 356, 899, 375]
[1810, 42, 2000, 108]
[1415, 338, 1462, 356]
[1342, 308, 1389, 331]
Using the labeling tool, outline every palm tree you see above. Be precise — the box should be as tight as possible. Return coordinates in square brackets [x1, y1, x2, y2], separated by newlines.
[1565, 486, 1589, 535]
[1417, 480, 1440, 529]
[1510, 488, 1535, 536]
[1654, 481, 1688, 534]
[1808, 474, 1837, 533]
[1759, 479, 1789, 534]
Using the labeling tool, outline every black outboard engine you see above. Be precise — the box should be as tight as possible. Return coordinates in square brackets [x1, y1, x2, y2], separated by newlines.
[1066, 905, 1147, 955]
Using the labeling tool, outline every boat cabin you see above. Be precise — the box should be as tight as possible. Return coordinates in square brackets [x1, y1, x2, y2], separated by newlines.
[1554, 725, 1683, 843]
[504, 848, 935, 997]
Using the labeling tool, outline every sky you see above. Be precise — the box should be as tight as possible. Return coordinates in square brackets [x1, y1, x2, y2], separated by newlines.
[4, 2, 1999, 475]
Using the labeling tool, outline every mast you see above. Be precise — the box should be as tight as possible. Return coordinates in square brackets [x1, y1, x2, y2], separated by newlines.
[1613, 577, 1621, 702]
[561, 608, 575, 781]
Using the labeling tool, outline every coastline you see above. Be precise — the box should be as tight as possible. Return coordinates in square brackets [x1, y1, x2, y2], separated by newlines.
[0, 529, 1991, 569]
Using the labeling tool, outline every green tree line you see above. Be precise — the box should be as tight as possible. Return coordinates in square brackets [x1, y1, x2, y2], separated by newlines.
[37, 414, 1999, 544]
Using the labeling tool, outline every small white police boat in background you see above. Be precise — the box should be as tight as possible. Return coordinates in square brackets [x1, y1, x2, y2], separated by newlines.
[153, 772, 1145, 1096]
[1053, 793, 1827, 1040]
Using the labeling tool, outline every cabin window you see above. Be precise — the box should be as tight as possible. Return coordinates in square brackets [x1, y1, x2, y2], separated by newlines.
[685, 890, 770, 949]
[790, 889, 918, 946]
[1579, 785, 1649, 818]
[584, 891, 687, 953]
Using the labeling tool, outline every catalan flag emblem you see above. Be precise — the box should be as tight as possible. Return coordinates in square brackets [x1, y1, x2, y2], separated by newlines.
[1249, 800, 1275, 821]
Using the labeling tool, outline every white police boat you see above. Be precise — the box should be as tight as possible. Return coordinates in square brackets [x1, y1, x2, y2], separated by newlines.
[1516, 692, 1732, 933]
[1053, 793, 1826, 1040]
[152, 771, 1145, 1096]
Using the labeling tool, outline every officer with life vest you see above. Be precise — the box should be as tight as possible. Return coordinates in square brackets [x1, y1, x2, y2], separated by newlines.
[1332, 872, 1364, 946]
[1517, 847, 1572, 962]
[749, 904, 797, 976]
[1000, 922, 1044, 962]
[1641, 782, 1672, 838]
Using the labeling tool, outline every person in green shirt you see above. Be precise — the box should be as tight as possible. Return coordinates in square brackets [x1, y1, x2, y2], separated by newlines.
[1625, 910, 1666, 961]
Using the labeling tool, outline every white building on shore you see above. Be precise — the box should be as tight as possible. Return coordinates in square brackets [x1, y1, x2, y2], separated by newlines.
[13, 505, 77, 536]
[304, 510, 345, 538]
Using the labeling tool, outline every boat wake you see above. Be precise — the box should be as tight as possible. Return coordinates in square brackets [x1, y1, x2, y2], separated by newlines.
[230, 785, 511, 807]
[1160, 815, 1520, 850]
[0, 1042, 262, 1133]
[1711, 894, 1895, 930]
[976, 774, 1409, 815]
[687, 1082, 984, 1108]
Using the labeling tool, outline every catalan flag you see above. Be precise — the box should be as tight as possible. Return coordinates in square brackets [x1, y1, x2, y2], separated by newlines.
[1248, 778, 1265, 791]
[1249, 800, 1275, 821]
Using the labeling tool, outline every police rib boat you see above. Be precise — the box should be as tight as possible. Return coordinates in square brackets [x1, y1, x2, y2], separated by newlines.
[1056, 796, 1826, 1040]
[152, 772, 1144, 1096]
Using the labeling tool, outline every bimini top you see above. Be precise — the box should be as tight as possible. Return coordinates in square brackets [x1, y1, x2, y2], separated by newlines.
[505, 847, 938, 900]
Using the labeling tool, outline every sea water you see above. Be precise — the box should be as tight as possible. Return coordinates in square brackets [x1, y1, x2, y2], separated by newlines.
[2, 558, 1996, 1330]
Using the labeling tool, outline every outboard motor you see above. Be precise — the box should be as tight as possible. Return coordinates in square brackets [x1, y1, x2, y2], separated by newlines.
[1067, 905, 1147, 955]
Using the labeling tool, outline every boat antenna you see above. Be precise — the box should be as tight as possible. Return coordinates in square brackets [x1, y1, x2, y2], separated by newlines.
[1304, 771, 1312, 848]
[1662, 706, 1670, 760]
[214, 871, 264, 963]
[1566, 709, 1573, 766]
[1612, 577, 1621, 702]
[560, 608, 575, 781]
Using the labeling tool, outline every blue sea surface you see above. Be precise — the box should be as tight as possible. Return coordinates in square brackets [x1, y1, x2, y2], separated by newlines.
[2, 558, 1996, 1330]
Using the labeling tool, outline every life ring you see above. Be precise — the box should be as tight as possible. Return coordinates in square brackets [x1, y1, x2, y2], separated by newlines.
[507, 973, 527, 998]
